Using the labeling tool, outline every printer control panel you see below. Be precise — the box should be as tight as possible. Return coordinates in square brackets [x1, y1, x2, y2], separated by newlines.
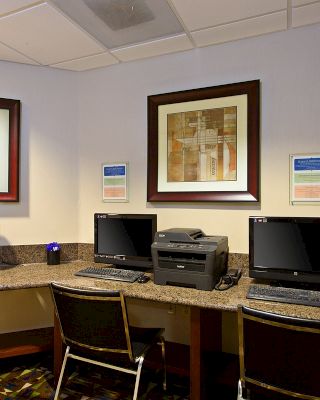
[166, 243, 205, 249]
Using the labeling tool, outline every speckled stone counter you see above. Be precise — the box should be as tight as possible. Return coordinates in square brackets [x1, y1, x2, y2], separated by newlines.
[0, 243, 93, 265]
[1, 261, 319, 320]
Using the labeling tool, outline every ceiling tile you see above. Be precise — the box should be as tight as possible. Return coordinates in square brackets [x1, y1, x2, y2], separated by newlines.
[0, 0, 40, 16]
[0, 41, 39, 64]
[0, 2, 106, 65]
[0, 0, 318, 72]
[191, 11, 287, 47]
[292, 1, 320, 27]
[170, 0, 287, 31]
[292, 0, 318, 6]
[111, 34, 193, 62]
[50, 0, 184, 49]
[51, 52, 119, 71]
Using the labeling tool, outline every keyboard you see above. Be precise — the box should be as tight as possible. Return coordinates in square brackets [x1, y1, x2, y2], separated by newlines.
[75, 266, 144, 283]
[247, 284, 320, 307]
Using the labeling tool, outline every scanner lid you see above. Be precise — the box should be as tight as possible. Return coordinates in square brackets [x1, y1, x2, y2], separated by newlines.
[154, 228, 204, 243]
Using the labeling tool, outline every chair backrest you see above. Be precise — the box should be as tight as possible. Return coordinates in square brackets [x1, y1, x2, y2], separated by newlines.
[238, 305, 320, 399]
[50, 282, 134, 361]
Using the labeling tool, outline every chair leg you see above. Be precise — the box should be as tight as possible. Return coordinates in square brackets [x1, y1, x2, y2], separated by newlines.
[237, 379, 250, 400]
[132, 356, 144, 400]
[54, 346, 70, 400]
[159, 337, 167, 391]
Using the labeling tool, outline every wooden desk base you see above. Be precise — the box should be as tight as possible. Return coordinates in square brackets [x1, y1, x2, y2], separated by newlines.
[0, 327, 53, 359]
[190, 307, 222, 399]
[54, 307, 224, 400]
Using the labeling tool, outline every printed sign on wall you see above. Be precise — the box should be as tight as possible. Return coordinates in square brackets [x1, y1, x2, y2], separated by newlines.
[102, 162, 128, 202]
[290, 154, 320, 205]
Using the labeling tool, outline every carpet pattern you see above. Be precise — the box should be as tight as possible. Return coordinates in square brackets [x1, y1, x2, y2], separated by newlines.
[0, 354, 189, 399]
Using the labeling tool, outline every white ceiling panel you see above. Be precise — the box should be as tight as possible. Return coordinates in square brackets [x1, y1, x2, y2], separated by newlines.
[0, 41, 39, 65]
[0, 1, 319, 71]
[170, 0, 287, 31]
[50, 0, 184, 49]
[0, 2, 106, 65]
[292, 0, 319, 6]
[111, 34, 193, 62]
[0, 0, 40, 16]
[192, 11, 287, 47]
[292, 1, 320, 27]
[51, 52, 119, 72]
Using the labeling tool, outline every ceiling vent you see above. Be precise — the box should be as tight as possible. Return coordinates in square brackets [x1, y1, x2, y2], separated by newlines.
[50, 0, 184, 49]
[83, 0, 154, 31]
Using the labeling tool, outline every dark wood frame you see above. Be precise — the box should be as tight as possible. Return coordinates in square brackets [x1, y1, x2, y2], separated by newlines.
[147, 80, 260, 202]
[0, 98, 20, 202]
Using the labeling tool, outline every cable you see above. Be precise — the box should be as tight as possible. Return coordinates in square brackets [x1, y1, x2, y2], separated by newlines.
[215, 274, 235, 291]
[215, 268, 242, 291]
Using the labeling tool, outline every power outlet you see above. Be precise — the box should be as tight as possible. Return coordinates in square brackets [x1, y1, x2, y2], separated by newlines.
[168, 304, 176, 315]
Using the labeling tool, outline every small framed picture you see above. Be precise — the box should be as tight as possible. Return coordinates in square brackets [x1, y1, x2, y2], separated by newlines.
[102, 162, 128, 202]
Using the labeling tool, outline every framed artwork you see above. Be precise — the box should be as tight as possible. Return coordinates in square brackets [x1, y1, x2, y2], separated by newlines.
[0, 98, 20, 202]
[147, 80, 260, 202]
[102, 162, 128, 202]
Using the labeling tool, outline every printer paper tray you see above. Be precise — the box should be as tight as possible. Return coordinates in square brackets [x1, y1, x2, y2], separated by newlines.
[158, 251, 206, 261]
[158, 257, 206, 264]
[158, 260, 206, 272]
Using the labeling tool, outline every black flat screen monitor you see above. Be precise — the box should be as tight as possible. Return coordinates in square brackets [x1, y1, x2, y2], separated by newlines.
[94, 213, 157, 271]
[249, 216, 320, 286]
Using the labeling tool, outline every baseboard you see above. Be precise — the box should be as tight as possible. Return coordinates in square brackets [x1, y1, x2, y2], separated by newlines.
[0, 327, 54, 359]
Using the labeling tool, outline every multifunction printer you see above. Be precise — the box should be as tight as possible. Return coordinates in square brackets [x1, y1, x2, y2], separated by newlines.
[152, 228, 228, 291]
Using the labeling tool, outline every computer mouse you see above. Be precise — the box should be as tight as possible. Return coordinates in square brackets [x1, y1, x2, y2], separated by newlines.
[137, 275, 150, 284]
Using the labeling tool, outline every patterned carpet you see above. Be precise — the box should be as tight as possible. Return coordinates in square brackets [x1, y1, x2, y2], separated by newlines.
[0, 353, 189, 399]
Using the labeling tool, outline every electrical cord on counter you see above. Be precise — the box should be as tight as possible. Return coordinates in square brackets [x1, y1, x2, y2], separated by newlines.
[215, 268, 242, 291]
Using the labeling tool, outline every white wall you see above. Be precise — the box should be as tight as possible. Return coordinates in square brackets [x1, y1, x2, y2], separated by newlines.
[0, 24, 319, 343]
[77, 24, 320, 254]
[0, 62, 78, 246]
[1, 24, 319, 249]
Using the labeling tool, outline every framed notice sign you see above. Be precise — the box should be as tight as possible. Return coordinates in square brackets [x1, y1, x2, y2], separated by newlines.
[102, 162, 128, 202]
[290, 154, 320, 205]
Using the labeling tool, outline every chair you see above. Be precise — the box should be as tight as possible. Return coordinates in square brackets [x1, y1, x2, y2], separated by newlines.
[237, 305, 320, 400]
[50, 282, 166, 400]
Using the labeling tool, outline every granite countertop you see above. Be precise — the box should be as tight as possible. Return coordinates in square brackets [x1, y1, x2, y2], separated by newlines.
[1, 261, 320, 320]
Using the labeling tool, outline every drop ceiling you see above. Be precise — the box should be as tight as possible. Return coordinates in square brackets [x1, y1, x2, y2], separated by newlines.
[0, 0, 319, 72]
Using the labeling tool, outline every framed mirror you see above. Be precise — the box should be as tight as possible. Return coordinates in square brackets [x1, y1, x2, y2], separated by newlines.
[0, 98, 20, 202]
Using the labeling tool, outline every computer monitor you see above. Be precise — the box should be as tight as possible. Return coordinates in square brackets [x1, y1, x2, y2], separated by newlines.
[249, 216, 320, 286]
[94, 213, 157, 271]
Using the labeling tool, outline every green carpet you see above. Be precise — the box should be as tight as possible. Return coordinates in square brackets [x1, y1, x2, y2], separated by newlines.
[0, 353, 189, 399]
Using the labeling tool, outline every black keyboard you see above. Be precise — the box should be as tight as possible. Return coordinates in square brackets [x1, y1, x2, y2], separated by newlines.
[75, 266, 144, 283]
[247, 284, 320, 307]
